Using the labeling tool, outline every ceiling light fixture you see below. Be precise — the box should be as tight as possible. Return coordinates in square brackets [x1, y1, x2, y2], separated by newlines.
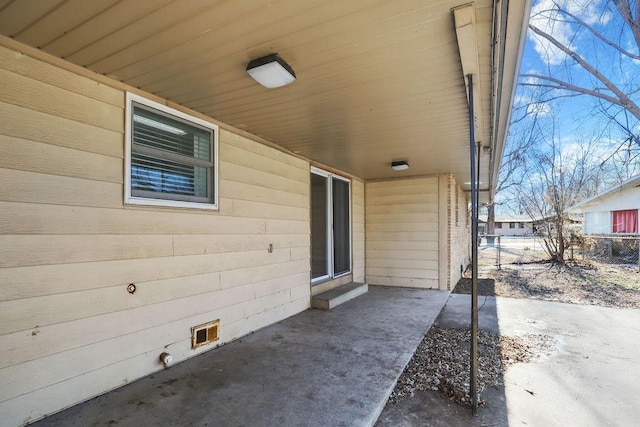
[246, 53, 296, 88]
[391, 161, 410, 171]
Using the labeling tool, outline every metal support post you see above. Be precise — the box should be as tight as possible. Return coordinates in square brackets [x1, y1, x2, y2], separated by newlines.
[467, 74, 479, 416]
[497, 235, 501, 269]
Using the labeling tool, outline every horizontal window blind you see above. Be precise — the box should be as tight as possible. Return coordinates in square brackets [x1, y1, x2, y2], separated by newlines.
[131, 105, 213, 204]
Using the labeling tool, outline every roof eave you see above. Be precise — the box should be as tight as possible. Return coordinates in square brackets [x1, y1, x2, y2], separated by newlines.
[488, 0, 532, 203]
[569, 174, 640, 212]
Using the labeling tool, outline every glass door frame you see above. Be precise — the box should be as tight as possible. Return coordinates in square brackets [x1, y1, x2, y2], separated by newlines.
[310, 166, 352, 285]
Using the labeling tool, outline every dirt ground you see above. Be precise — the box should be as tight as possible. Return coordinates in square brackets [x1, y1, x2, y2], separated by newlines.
[456, 261, 640, 309]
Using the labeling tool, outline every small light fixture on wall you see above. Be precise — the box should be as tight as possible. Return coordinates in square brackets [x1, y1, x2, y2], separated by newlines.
[391, 160, 410, 171]
[246, 53, 296, 88]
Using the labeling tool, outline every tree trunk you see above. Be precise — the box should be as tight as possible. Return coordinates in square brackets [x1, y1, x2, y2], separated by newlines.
[556, 219, 565, 263]
[486, 203, 496, 246]
[487, 203, 496, 234]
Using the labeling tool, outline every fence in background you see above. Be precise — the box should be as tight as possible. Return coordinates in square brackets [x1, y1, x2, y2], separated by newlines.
[478, 235, 549, 268]
[478, 234, 640, 269]
[477, 234, 501, 267]
[576, 235, 640, 270]
[477, 234, 640, 271]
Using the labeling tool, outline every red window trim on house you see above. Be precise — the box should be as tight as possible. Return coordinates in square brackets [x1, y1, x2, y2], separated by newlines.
[612, 209, 638, 234]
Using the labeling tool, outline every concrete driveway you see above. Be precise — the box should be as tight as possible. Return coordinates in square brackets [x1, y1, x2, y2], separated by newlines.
[498, 297, 640, 426]
[378, 294, 640, 426]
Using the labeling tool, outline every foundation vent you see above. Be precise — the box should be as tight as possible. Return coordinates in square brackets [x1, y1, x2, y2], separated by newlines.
[191, 320, 220, 349]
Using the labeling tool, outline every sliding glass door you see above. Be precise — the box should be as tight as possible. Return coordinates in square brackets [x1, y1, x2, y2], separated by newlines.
[332, 178, 350, 276]
[310, 168, 351, 283]
[311, 173, 329, 280]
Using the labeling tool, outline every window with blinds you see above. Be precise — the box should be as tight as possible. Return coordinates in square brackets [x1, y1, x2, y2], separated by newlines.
[125, 93, 218, 209]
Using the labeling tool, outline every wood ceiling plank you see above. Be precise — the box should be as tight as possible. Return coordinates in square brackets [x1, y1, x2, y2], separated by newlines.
[212, 74, 491, 149]
[0, 0, 65, 37]
[219, 119, 466, 156]
[264, 122, 467, 145]
[258, 126, 467, 152]
[93, 0, 284, 75]
[154, 22, 457, 106]
[243, 113, 462, 141]
[260, 127, 468, 160]
[213, 91, 467, 137]
[41, 0, 173, 57]
[196, 69, 465, 124]
[176, 44, 462, 117]
[108, 0, 371, 82]
[16, 0, 119, 48]
[121, 0, 447, 89]
[0, 0, 14, 14]
[65, 0, 217, 66]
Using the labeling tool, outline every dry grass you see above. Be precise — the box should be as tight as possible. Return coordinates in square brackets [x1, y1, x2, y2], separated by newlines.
[465, 261, 640, 309]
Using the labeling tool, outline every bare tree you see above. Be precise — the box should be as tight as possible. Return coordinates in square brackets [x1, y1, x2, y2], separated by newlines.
[522, 0, 640, 149]
[490, 1, 640, 251]
[518, 122, 599, 262]
[485, 106, 543, 238]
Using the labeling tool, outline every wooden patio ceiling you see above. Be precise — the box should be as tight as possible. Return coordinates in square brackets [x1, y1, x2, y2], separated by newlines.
[0, 0, 529, 197]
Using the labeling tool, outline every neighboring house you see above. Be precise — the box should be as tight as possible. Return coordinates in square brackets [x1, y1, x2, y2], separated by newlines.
[532, 214, 583, 236]
[0, 2, 529, 425]
[480, 214, 534, 237]
[570, 175, 640, 236]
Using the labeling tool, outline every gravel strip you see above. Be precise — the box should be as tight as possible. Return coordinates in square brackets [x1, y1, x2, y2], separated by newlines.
[389, 260, 635, 409]
[389, 327, 558, 407]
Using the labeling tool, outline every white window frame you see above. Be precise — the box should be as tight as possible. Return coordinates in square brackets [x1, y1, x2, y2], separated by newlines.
[310, 166, 352, 284]
[125, 92, 219, 210]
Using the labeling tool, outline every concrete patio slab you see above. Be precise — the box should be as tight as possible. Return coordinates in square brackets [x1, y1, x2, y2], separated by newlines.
[376, 386, 508, 427]
[32, 286, 450, 427]
[433, 293, 499, 333]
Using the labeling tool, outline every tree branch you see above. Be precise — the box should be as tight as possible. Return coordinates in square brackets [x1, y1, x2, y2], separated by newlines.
[595, 100, 640, 147]
[520, 74, 623, 106]
[528, 23, 640, 120]
[615, 0, 640, 49]
[553, 4, 640, 60]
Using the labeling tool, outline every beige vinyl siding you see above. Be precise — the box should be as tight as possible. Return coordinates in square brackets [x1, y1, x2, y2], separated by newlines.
[365, 176, 440, 289]
[352, 179, 365, 282]
[0, 44, 311, 426]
